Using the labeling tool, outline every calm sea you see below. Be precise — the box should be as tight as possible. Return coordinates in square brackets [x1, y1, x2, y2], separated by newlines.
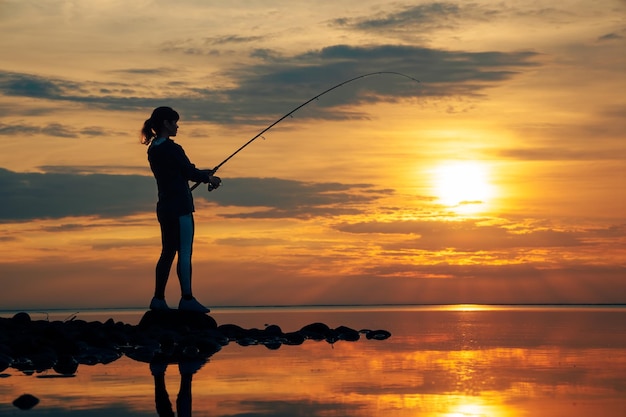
[0, 305, 624, 416]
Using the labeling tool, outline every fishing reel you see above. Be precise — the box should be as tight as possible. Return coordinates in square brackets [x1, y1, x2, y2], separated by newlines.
[207, 176, 221, 192]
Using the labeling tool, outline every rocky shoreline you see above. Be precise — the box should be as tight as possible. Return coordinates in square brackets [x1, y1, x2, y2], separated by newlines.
[0, 310, 391, 377]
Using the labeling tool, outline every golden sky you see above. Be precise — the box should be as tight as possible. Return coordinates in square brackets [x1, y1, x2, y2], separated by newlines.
[0, 0, 624, 309]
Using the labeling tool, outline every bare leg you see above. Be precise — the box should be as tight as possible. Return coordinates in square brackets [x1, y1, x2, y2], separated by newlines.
[177, 214, 194, 297]
[176, 214, 210, 313]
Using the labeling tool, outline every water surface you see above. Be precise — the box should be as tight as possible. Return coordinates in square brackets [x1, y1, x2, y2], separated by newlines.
[1, 305, 624, 416]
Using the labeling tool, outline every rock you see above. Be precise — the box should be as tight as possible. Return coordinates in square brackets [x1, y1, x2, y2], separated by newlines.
[334, 326, 360, 342]
[53, 355, 78, 375]
[263, 324, 283, 336]
[217, 323, 247, 340]
[300, 322, 331, 341]
[282, 331, 305, 346]
[138, 310, 217, 331]
[13, 393, 39, 410]
[263, 340, 282, 350]
[30, 347, 58, 373]
[12, 312, 31, 325]
[0, 352, 13, 373]
[365, 329, 392, 340]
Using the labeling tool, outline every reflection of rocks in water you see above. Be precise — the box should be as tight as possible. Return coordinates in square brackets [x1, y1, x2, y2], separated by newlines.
[0, 310, 391, 377]
[12, 393, 39, 410]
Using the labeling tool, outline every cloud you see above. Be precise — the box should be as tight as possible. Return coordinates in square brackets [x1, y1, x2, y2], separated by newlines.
[203, 177, 392, 219]
[0, 71, 71, 98]
[494, 147, 625, 161]
[108, 67, 178, 76]
[332, 2, 576, 36]
[0, 167, 387, 222]
[0, 43, 538, 124]
[159, 34, 266, 56]
[204, 34, 266, 46]
[0, 167, 155, 221]
[492, 106, 626, 161]
[585, 223, 626, 238]
[0, 71, 148, 111]
[332, 2, 468, 31]
[0, 122, 108, 138]
[214, 236, 289, 247]
[237, 45, 538, 105]
[335, 219, 585, 251]
[232, 399, 365, 417]
[598, 32, 624, 42]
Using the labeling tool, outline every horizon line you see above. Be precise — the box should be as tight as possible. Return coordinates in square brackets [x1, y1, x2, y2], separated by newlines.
[1, 302, 625, 315]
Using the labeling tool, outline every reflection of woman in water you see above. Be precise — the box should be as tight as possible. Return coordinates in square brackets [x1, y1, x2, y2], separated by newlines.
[151, 360, 204, 417]
[141, 106, 221, 313]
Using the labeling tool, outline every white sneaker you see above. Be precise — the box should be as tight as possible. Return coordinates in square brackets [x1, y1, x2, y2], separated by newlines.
[149, 297, 171, 311]
[178, 297, 210, 313]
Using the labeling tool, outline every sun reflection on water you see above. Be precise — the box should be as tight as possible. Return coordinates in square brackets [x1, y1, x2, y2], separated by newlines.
[441, 304, 500, 311]
[445, 400, 513, 417]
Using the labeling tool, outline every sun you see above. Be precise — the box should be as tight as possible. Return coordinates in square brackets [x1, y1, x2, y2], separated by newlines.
[432, 161, 494, 212]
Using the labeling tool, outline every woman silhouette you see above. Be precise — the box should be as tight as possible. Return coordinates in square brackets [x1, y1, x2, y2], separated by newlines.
[141, 106, 221, 313]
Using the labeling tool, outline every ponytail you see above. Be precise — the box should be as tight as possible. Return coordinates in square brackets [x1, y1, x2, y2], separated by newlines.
[140, 106, 180, 145]
[140, 118, 156, 145]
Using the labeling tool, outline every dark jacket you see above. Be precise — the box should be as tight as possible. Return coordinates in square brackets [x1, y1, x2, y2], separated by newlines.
[148, 138, 211, 221]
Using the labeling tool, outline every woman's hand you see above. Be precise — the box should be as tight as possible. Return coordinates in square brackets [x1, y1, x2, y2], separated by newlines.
[207, 176, 221, 191]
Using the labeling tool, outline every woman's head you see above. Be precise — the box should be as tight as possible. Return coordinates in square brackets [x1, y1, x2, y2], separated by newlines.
[141, 106, 180, 145]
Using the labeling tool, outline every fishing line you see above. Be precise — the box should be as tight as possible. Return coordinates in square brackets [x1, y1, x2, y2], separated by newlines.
[191, 71, 420, 192]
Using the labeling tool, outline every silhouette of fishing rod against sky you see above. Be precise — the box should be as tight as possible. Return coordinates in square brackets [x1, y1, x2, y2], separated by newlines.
[190, 71, 420, 192]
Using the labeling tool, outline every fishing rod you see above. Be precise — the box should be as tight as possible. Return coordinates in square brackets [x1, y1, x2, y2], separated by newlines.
[191, 71, 420, 191]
